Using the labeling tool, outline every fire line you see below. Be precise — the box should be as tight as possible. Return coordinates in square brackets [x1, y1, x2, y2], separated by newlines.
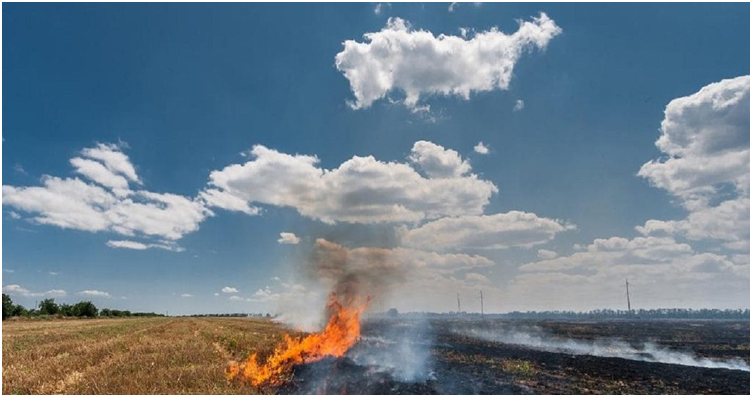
[226, 293, 369, 387]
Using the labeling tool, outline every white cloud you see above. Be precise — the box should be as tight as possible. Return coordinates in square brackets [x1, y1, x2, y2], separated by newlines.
[228, 295, 246, 302]
[78, 290, 112, 298]
[48, 271, 59, 276]
[448, 2, 458, 12]
[508, 79, 751, 310]
[3, 269, 14, 273]
[638, 76, 750, 251]
[198, 189, 260, 216]
[109, 191, 210, 240]
[637, 196, 750, 251]
[3, 284, 37, 296]
[638, 76, 749, 204]
[106, 239, 185, 252]
[180, 293, 193, 298]
[214, 292, 220, 296]
[2, 143, 212, 247]
[3, 176, 118, 232]
[221, 286, 239, 294]
[81, 143, 141, 184]
[250, 286, 281, 302]
[2, 284, 67, 298]
[203, 142, 497, 224]
[277, 232, 301, 245]
[508, 236, 749, 311]
[537, 249, 558, 259]
[473, 142, 489, 155]
[513, 99, 525, 111]
[465, 272, 490, 284]
[70, 157, 130, 194]
[409, 141, 471, 178]
[398, 211, 575, 250]
[374, 2, 389, 15]
[518, 235, 739, 274]
[335, 13, 561, 110]
[7, 211, 21, 219]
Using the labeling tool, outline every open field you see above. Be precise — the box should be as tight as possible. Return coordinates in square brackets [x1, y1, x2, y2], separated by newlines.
[2, 317, 288, 394]
[3, 317, 750, 394]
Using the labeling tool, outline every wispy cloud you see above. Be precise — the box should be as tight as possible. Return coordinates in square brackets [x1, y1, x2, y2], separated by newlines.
[513, 99, 525, 112]
[474, 142, 489, 155]
[78, 290, 112, 298]
[277, 232, 301, 245]
[106, 240, 185, 252]
[2, 284, 66, 298]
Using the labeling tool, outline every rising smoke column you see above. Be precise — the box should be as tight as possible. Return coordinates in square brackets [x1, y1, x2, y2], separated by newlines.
[227, 239, 407, 386]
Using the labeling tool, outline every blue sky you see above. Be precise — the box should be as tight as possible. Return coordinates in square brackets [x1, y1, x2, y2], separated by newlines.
[2, 3, 749, 316]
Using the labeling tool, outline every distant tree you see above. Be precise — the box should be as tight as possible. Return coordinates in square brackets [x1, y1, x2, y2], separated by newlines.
[387, 308, 399, 318]
[73, 301, 98, 317]
[2, 294, 13, 320]
[11, 304, 28, 317]
[59, 303, 75, 317]
[38, 298, 60, 315]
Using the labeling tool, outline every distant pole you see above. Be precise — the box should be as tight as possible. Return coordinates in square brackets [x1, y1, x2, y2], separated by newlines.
[626, 279, 632, 316]
[457, 293, 461, 313]
[480, 290, 484, 318]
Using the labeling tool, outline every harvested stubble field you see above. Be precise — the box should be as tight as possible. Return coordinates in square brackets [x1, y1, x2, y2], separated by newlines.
[2, 317, 288, 394]
[3, 317, 750, 394]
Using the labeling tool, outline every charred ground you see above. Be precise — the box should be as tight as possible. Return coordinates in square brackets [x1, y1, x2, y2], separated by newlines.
[285, 318, 750, 394]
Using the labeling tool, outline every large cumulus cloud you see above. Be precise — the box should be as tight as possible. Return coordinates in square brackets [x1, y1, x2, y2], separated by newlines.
[203, 141, 498, 224]
[335, 13, 561, 110]
[638, 76, 750, 251]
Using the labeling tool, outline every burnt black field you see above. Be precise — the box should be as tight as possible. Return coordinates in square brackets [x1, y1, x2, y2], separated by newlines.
[286, 319, 750, 394]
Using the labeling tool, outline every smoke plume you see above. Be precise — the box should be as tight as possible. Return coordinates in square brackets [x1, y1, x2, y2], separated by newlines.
[453, 324, 750, 372]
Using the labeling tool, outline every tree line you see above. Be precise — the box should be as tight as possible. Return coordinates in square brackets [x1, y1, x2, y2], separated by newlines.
[392, 308, 750, 320]
[2, 294, 164, 320]
[499, 308, 750, 320]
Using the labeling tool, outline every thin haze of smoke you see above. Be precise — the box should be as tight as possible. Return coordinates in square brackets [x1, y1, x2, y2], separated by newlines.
[454, 325, 750, 372]
[346, 319, 433, 382]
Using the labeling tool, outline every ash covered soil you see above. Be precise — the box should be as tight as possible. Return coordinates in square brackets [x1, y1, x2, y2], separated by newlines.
[286, 318, 750, 394]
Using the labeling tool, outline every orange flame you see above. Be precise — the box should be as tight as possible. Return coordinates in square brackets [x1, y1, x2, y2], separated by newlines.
[227, 293, 369, 387]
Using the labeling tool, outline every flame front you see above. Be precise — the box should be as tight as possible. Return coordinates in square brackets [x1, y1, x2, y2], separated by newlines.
[227, 293, 369, 387]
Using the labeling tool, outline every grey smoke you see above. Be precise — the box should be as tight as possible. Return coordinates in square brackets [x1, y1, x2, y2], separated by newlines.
[454, 325, 750, 372]
[346, 319, 433, 382]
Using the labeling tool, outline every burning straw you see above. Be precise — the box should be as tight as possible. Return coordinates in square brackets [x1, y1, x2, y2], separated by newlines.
[226, 293, 370, 386]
